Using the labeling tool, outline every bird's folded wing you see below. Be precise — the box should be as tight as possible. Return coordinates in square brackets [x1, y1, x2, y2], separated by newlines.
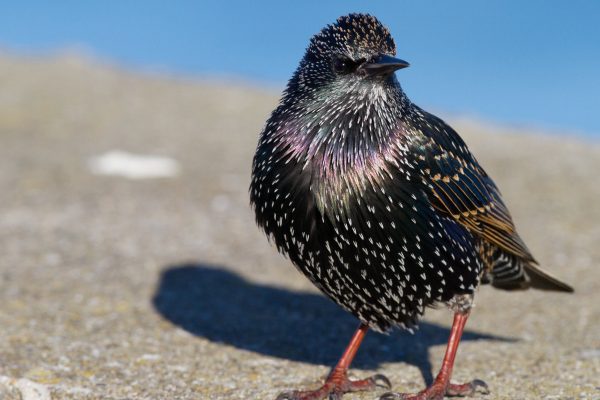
[409, 111, 535, 262]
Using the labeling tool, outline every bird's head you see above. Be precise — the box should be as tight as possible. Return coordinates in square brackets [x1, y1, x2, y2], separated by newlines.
[271, 14, 412, 176]
[286, 13, 409, 102]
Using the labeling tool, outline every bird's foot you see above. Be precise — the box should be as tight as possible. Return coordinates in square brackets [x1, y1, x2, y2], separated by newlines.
[276, 373, 391, 400]
[446, 380, 489, 397]
[380, 379, 488, 400]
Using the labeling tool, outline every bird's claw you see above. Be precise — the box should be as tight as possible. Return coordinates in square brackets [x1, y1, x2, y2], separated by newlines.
[371, 373, 392, 389]
[379, 378, 489, 400]
[275, 373, 392, 400]
[446, 379, 489, 397]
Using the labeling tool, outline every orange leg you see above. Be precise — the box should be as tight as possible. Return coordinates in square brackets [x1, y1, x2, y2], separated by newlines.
[277, 323, 391, 400]
[381, 312, 489, 400]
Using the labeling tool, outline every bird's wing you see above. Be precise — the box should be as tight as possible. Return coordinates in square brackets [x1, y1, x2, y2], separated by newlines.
[408, 109, 535, 262]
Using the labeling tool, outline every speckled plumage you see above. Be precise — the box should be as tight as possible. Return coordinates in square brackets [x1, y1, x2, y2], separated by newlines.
[250, 14, 572, 334]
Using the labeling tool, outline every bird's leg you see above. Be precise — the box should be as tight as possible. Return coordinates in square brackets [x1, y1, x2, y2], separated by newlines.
[276, 323, 391, 400]
[380, 311, 489, 400]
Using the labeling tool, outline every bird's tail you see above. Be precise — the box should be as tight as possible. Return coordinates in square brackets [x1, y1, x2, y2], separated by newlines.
[522, 263, 574, 292]
[487, 250, 574, 293]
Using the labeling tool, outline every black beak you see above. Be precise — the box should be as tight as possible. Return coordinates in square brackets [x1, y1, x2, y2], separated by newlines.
[360, 54, 410, 76]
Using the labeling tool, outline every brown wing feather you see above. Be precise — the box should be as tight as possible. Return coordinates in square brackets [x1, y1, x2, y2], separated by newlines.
[409, 110, 535, 262]
[405, 108, 572, 293]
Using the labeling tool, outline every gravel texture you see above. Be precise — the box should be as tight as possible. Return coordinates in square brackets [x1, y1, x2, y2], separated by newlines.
[0, 54, 598, 399]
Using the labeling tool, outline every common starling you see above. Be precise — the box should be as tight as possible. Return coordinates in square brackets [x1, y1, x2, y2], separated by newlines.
[250, 13, 573, 400]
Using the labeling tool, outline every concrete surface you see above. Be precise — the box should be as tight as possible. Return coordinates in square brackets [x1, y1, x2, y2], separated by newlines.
[0, 54, 598, 399]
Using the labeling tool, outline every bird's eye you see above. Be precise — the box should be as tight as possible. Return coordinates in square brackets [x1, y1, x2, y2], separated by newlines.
[333, 57, 362, 75]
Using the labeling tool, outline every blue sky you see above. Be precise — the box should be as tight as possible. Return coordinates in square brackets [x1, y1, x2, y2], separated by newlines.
[1, 1, 598, 137]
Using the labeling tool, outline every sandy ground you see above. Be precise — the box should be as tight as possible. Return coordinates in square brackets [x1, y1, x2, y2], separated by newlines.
[0, 54, 598, 399]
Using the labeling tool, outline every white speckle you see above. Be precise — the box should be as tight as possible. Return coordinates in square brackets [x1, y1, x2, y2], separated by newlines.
[88, 150, 180, 179]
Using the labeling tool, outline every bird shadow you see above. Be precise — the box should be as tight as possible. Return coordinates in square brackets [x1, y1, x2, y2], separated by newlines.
[152, 263, 515, 385]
